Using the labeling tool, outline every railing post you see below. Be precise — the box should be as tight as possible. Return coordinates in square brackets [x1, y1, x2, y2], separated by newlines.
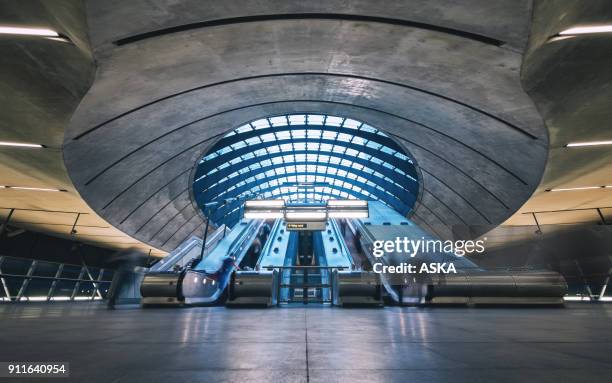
[574, 259, 594, 299]
[47, 264, 64, 301]
[71, 266, 86, 300]
[90, 268, 105, 301]
[0, 256, 12, 301]
[597, 256, 612, 300]
[16, 260, 37, 301]
[81, 261, 103, 300]
[277, 267, 282, 306]
[303, 267, 308, 305]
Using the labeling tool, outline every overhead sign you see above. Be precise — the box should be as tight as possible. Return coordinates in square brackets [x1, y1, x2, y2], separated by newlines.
[286, 222, 326, 231]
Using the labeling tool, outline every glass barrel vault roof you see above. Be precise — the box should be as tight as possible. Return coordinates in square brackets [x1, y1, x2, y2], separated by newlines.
[193, 114, 419, 227]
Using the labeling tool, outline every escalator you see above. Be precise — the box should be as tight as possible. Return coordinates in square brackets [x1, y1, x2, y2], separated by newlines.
[349, 201, 568, 305]
[142, 200, 565, 308]
[141, 219, 268, 306]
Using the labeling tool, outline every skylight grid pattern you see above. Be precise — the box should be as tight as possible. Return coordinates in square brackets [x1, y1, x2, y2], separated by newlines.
[193, 114, 418, 226]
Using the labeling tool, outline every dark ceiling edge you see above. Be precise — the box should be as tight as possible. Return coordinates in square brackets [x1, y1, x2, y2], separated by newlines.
[70, 72, 537, 141]
[112, 13, 505, 47]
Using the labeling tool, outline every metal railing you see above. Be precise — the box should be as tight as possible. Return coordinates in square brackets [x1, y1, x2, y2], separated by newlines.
[0, 255, 113, 302]
[262, 265, 348, 305]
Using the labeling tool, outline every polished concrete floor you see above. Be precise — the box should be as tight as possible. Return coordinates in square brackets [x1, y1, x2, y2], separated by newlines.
[0, 303, 611, 382]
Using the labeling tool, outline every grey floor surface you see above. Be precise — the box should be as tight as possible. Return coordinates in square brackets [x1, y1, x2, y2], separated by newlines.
[0, 303, 611, 382]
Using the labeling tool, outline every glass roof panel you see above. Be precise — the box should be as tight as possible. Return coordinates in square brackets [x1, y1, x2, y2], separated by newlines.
[193, 113, 418, 226]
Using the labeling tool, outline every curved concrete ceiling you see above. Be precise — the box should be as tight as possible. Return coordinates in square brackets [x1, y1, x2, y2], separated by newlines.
[0, 0, 164, 256]
[504, 0, 612, 227]
[61, 1, 547, 251]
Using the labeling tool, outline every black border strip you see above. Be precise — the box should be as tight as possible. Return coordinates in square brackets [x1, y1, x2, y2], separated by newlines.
[113, 13, 504, 47]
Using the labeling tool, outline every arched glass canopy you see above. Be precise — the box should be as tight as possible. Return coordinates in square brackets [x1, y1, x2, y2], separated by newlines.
[193, 114, 419, 227]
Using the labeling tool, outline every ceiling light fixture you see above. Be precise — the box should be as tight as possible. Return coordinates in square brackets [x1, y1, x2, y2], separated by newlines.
[0, 141, 44, 148]
[0, 185, 67, 192]
[285, 211, 327, 220]
[0, 26, 59, 37]
[559, 25, 612, 35]
[547, 186, 605, 192]
[44, 36, 71, 44]
[244, 199, 285, 208]
[547, 35, 576, 43]
[566, 140, 612, 148]
[243, 211, 284, 219]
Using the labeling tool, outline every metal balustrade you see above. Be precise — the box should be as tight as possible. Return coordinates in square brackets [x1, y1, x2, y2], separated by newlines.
[0, 255, 113, 302]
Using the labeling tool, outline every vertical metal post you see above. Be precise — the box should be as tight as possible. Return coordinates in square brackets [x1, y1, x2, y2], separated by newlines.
[0, 208, 15, 238]
[596, 208, 607, 225]
[303, 267, 308, 305]
[16, 260, 37, 301]
[277, 267, 282, 306]
[144, 249, 152, 267]
[70, 213, 81, 237]
[90, 268, 105, 300]
[81, 261, 103, 300]
[71, 266, 86, 300]
[532, 212, 542, 234]
[598, 256, 612, 300]
[330, 269, 334, 305]
[0, 256, 12, 301]
[47, 264, 64, 301]
[198, 212, 211, 263]
[574, 259, 593, 299]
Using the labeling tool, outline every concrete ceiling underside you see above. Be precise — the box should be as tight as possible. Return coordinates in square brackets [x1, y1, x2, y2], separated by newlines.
[0, 1, 165, 256]
[2, 0, 610, 256]
[62, 0, 547, 251]
[504, 0, 612, 227]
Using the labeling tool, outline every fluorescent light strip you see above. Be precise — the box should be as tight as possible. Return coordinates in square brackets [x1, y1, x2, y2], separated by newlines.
[0, 185, 66, 192]
[327, 199, 368, 207]
[563, 296, 591, 301]
[285, 212, 327, 220]
[0, 141, 43, 148]
[244, 212, 284, 219]
[328, 211, 369, 218]
[0, 26, 58, 37]
[547, 35, 576, 43]
[245, 199, 285, 208]
[45, 36, 71, 43]
[566, 140, 612, 147]
[548, 186, 605, 192]
[599, 296, 612, 302]
[560, 25, 612, 35]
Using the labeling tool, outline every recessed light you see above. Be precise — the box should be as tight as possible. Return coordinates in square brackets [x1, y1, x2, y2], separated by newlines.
[566, 140, 612, 147]
[44, 36, 71, 44]
[0, 26, 58, 37]
[547, 35, 576, 43]
[559, 25, 612, 35]
[0, 185, 66, 192]
[0, 141, 44, 148]
[547, 186, 605, 192]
